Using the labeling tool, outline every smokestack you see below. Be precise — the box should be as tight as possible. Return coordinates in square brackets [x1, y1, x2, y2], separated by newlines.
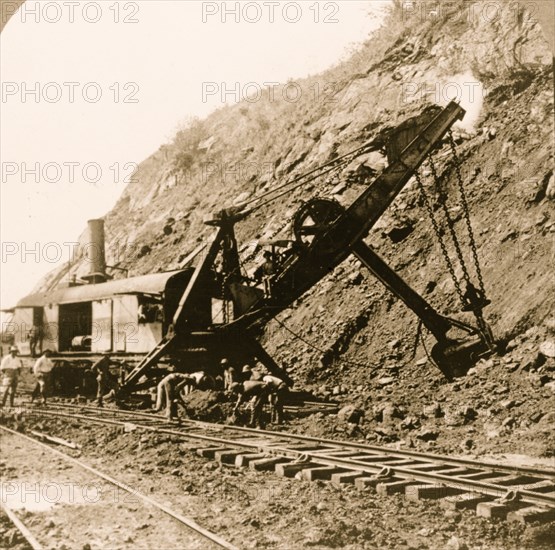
[82, 219, 107, 284]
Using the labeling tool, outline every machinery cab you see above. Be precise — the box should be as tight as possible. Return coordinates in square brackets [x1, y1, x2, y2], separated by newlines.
[9, 269, 196, 356]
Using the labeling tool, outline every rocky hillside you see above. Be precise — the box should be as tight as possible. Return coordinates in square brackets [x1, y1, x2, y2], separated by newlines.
[38, 1, 554, 455]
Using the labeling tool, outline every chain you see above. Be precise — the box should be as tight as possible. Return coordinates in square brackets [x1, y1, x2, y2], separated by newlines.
[247, 142, 374, 214]
[221, 275, 229, 324]
[447, 130, 487, 298]
[427, 154, 476, 305]
[425, 148, 493, 344]
[241, 143, 368, 258]
[239, 245, 261, 268]
[273, 317, 381, 372]
[414, 170, 466, 305]
[323, 161, 344, 188]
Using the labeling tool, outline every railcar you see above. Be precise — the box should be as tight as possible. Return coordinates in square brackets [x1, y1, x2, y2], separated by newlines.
[11, 267, 193, 357]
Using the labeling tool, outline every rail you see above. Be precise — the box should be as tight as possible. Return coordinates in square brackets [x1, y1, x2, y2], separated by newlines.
[15, 403, 555, 517]
[0, 424, 239, 550]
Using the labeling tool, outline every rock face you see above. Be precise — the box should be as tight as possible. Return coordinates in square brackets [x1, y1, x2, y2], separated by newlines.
[29, 1, 554, 446]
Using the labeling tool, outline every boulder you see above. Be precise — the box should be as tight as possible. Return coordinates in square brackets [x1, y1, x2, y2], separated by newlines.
[337, 405, 364, 424]
[416, 428, 438, 441]
[382, 402, 404, 423]
[423, 403, 442, 418]
[400, 416, 419, 430]
[444, 406, 476, 426]
[348, 270, 364, 285]
[383, 220, 414, 243]
[446, 536, 468, 550]
[539, 340, 555, 358]
[539, 411, 555, 425]
[460, 438, 474, 451]
[545, 172, 555, 199]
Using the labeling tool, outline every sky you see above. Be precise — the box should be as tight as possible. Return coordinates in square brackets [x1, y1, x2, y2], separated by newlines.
[0, 0, 389, 313]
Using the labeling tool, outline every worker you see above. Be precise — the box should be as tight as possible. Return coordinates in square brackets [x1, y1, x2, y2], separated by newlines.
[228, 380, 270, 428]
[221, 358, 236, 390]
[137, 303, 147, 323]
[240, 364, 253, 381]
[1, 346, 23, 407]
[254, 250, 277, 298]
[91, 353, 119, 407]
[262, 374, 288, 424]
[29, 325, 41, 357]
[31, 349, 54, 405]
[154, 303, 164, 323]
[155, 372, 193, 419]
[188, 370, 216, 392]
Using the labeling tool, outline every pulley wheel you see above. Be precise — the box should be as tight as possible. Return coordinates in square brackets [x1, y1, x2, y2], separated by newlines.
[292, 198, 344, 246]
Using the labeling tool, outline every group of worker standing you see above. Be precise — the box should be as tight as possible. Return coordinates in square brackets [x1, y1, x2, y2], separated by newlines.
[0, 346, 121, 408]
[0, 346, 54, 407]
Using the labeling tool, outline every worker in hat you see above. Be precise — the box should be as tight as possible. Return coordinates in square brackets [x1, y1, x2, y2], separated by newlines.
[254, 250, 277, 298]
[241, 364, 253, 382]
[1, 346, 23, 407]
[154, 372, 194, 419]
[262, 374, 288, 424]
[179, 370, 215, 395]
[31, 349, 54, 405]
[29, 325, 41, 358]
[91, 353, 119, 407]
[228, 380, 271, 428]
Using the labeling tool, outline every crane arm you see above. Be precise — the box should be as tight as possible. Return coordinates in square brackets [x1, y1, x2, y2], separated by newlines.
[229, 101, 466, 330]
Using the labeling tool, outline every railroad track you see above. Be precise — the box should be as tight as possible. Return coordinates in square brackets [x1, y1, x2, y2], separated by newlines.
[0, 497, 42, 550]
[0, 423, 238, 550]
[14, 402, 555, 524]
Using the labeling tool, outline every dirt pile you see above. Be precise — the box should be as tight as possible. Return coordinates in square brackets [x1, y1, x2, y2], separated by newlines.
[286, 326, 555, 459]
[182, 390, 234, 422]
